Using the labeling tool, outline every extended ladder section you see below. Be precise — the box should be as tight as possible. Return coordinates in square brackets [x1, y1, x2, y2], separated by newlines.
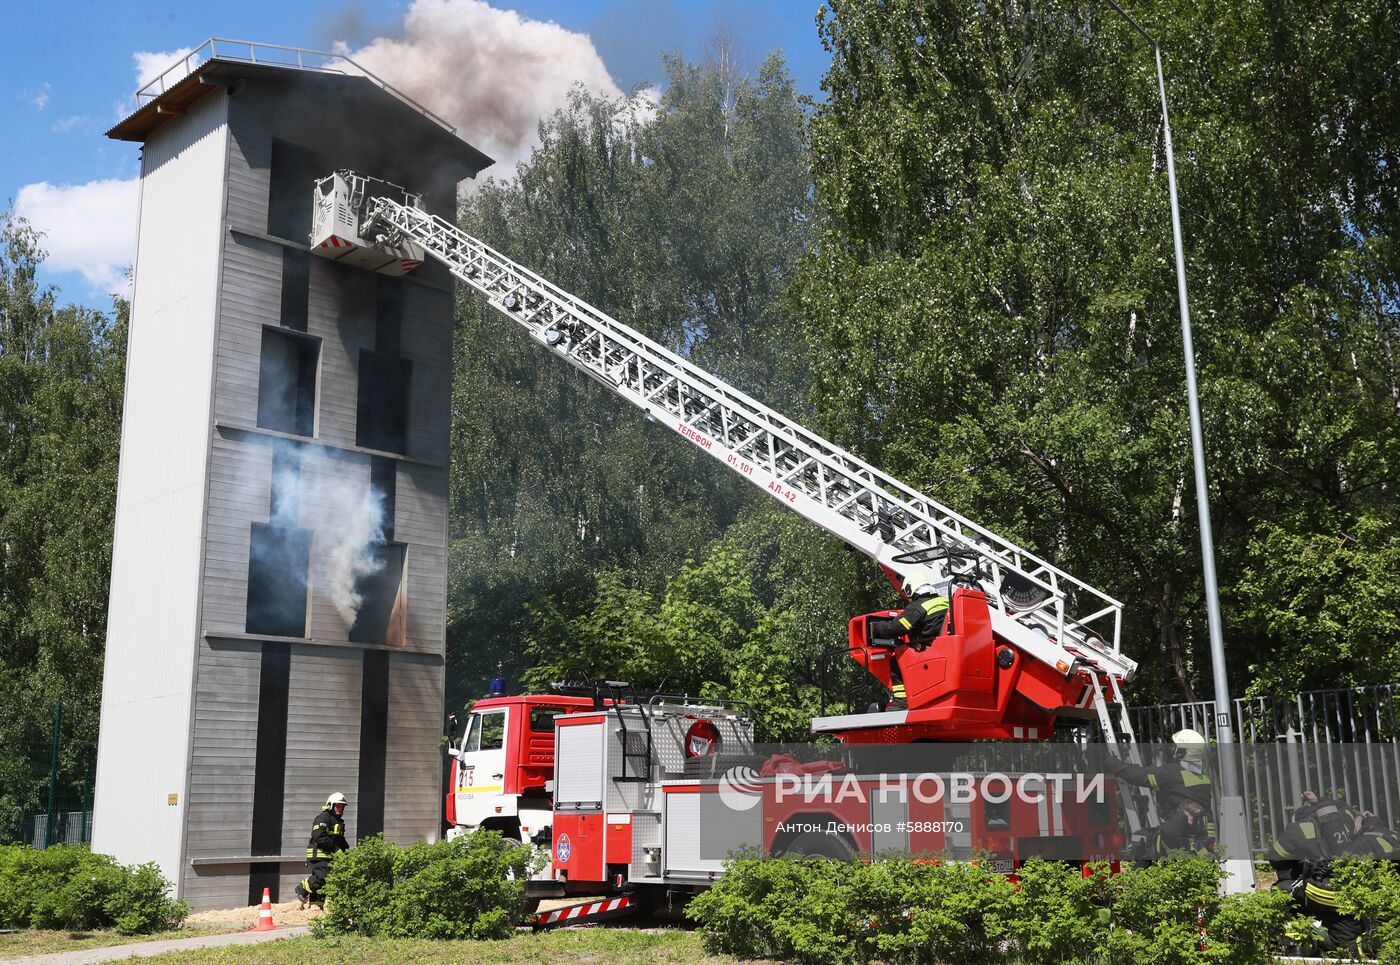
[312, 171, 1139, 737]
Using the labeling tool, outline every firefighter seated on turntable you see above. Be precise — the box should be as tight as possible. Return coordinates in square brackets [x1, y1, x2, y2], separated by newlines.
[295, 791, 352, 909]
[1270, 790, 1368, 955]
[867, 564, 951, 709]
[1106, 728, 1215, 858]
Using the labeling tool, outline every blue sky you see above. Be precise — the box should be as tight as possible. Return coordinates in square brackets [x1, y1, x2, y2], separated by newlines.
[1, 0, 830, 309]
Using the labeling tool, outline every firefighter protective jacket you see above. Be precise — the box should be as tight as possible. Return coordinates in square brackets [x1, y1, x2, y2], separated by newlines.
[307, 806, 350, 860]
[1269, 801, 1356, 883]
[868, 593, 950, 646]
[1349, 828, 1400, 860]
[1105, 758, 1214, 814]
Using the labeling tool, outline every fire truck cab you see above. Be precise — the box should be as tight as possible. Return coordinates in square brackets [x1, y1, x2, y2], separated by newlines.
[445, 693, 592, 843]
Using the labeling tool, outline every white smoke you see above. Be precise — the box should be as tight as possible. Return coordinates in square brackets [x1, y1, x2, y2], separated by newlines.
[309, 473, 387, 625]
[334, 0, 625, 180]
[266, 448, 387, 627]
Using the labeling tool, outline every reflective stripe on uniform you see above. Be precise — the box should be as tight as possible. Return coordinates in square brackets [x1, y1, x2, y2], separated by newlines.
[898, 617, 913, 630]
[1182, 771, 1211, 787]
[891, 684, 906, 697]
[1304, 882, 1339, 908]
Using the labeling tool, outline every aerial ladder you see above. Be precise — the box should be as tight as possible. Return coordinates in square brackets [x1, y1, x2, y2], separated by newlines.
[310, 171, 1151, 822]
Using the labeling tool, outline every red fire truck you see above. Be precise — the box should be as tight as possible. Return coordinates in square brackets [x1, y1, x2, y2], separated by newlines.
[318, 172, 1147, 925]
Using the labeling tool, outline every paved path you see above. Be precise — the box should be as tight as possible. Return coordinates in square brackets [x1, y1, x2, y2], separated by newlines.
[8, 926, 310, 964]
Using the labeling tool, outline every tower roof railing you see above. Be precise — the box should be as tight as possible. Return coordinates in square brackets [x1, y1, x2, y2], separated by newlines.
[133, 38, 457, 135]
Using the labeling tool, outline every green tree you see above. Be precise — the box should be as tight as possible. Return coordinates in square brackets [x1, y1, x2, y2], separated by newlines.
[0, 213, 126, 839]
[448, 52, 812, 709]
[794, 0, 1400, 701]
[522, 500, 885, 741]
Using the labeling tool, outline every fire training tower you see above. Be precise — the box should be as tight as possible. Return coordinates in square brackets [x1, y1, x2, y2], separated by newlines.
[94, 41, 491, 909]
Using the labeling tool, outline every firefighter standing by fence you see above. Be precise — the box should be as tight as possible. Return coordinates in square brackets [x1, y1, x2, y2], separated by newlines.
[295, 791, 351, 909]
[1105, 729, 1215, 859]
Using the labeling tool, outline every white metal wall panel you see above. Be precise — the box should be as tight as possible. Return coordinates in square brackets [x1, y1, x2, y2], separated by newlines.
[383, 651, 445, 844]
[555, 724, 606, 806]
[93, 86, 230, 889]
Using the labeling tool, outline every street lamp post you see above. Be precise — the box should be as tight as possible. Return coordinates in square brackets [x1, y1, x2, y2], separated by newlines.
[1102, 0, 1255, 892]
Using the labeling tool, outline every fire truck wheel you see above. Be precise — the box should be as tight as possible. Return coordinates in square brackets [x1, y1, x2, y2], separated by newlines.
[778, 831, 857, 861]
[481, 818, 523, 843]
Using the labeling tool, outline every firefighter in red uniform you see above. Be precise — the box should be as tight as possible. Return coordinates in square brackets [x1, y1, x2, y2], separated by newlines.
[867, 564, 951, 709]
[295, 792, 351, 909]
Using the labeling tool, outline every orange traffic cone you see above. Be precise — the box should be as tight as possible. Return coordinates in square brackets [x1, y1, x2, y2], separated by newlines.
[253, 887, 276, 932]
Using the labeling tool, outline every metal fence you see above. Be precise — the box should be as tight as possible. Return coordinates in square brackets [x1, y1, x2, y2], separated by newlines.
[1131, 684, 1400, 854]
[0, 702, 96, 849]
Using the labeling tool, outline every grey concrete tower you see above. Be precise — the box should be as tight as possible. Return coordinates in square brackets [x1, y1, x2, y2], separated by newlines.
[93, 43, 491, 909]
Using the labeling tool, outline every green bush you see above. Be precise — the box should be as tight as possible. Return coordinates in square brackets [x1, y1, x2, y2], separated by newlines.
[1333, 856, 1400, 962]
[315, 830, 538, 940]
[687, 855, 1293, 965]
[0, 844, 187, 934]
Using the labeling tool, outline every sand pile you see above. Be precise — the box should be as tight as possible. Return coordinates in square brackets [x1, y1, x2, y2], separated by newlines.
[186, 899, 324, 931]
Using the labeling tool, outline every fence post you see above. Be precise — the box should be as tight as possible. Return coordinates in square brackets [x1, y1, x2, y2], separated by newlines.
[45, 701, 63, 848]
[80, 768, 92, 844]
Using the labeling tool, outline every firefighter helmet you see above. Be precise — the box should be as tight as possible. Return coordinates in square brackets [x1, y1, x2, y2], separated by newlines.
[326, 792, 348, 808]
[1171, 729, 1207, 762]
[900, 563, 947, 597]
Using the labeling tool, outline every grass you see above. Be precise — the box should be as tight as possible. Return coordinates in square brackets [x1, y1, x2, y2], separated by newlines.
[136, 927, 744, 963]
[0, 923, 233, 959]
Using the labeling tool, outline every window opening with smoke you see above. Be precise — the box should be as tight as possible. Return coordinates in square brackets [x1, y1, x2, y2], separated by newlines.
[246, 442, 312, 637]
[257, 327, 319, 438]
[348, 458, 405, 647]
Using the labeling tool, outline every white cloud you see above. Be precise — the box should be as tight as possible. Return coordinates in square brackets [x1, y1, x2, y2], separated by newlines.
[337, 0, 624, 181]
[50, 114, 94, 134]
[32, 83, 50, 111]
[15, 178, 140, 298]
[133, 46, 196, 89]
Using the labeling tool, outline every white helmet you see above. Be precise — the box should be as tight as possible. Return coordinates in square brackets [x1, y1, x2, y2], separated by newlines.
[326, 792, 348, 808]
[1172, 729, 1207, 763]
[900, 562, 948, 597]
